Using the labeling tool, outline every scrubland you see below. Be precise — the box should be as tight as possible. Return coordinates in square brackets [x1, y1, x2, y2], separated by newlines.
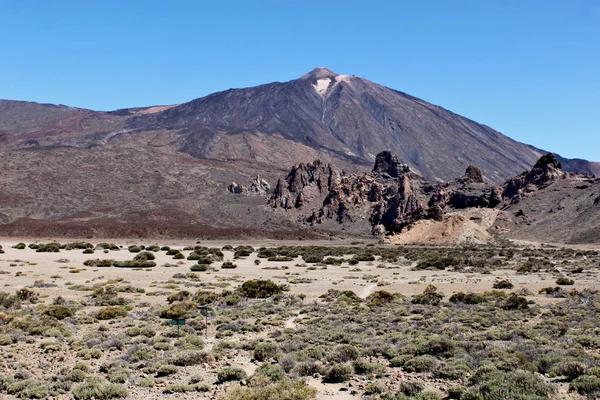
[1, 239, 599, 399]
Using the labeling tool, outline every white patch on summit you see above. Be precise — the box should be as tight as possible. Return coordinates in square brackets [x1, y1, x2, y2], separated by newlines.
[314, 78, 331, 96]
[313, 75, 351, 97]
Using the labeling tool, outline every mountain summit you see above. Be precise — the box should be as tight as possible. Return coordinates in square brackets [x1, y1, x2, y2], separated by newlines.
[0, 68, 597, 238]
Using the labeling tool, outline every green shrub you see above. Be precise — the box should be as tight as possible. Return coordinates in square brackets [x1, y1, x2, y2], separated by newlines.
[128, 245, 142, 253]
[254, 363, 286, 382]
[364, 381, 386, 395]
[449, 292, 486, 304]
[95, 306, 128, 320]
[397, 380, 425, 396]
[171, 350, 211, 366]
[43, 305, 74, 320]
[551, 361, 585, 381]
[324, 363, 353, 383]
[221, 261, 238, 269]
[468, 368, 554, 400]
[83, 259, 114, 267]
[191, 264, 209, 272]
[134, 251, 156, 261]
[412, 285, 444, 305]
[0, 334, 13, 345]
[328, 344, 359, 363]
[218, 366, 247, 382]
[220, 379, 317, 400]
[502, 293, 529, 310]
[403, 355, 440, 373]
[163, 383, 208, 393]
[113, 260, 156, 268]
[234, 249, 252, 258]
[556, 277, 575, 286]
[156, 364, 178, 377]
[239, 280, 281, 298]
[493, 279, 513, 289]
[12, 242, 26, 249]
[72, 377, 128, 399]
[570, 375, 600, 396]
[253, 341, 279, 361]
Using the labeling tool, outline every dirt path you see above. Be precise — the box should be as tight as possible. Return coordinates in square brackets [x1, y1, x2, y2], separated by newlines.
[359, 283, 377, 298]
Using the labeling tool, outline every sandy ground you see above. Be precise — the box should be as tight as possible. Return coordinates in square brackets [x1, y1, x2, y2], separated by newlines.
[0, 238, 597, 399]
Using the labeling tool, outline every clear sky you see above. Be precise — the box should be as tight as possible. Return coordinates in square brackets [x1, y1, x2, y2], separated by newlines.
[1, 0, 598, 161]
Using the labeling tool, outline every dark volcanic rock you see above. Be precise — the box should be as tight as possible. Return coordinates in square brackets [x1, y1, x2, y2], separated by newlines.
[503, 153, 565, 200]
[269, 160, 339, 209]
[373, 151, 412, 178]
[272, 151, 505, 234]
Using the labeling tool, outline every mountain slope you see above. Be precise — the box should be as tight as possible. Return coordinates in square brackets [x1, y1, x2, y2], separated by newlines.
[129, 67, 550, 183]
[0, 68, 596, 239]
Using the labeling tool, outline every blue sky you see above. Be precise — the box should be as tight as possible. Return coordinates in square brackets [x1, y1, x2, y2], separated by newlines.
[1, 0, 598, 161]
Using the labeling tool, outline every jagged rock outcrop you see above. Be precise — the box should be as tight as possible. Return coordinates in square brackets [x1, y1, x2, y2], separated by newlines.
[270, 151, 503, 234]
[503, 153, 565, 201]
[373, 151, 413, 178]
[227, 182, 247, 194]
[266, 151, 598, 242]
[268, 160, 339, 209]
[228, 175, 271, 195]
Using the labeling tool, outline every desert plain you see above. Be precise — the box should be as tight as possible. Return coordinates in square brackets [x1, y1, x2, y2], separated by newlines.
[1, 238, 599, 400]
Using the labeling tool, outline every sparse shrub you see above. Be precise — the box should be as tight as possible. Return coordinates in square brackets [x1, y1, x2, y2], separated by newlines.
[403, 355, 440, 373]
[221, 261, 238, 269]
[398, 380, 425, 396]
[253, 341, 278, 361]
[167, 290, 191, 303]
[95, 306, 127, 320]
[328, 344, 360, 363]
[72, 376, 128, 399]
[556, 277, 575, 286]
[254, 363, 286, 382]
[366, 290, 402, 306]
[159, 301, 196, 319]
[468, 368, 554, 399]
[171, 350, 211, 366]
[218, 366, 247, 382]
[43, 305, 74, 320]
[0, 334, 14, 345]
[128, 245, 142, 253]
[570, 375, 600, 396]
[234, 249, 252, 258]
[493, 279, 514, 289]
[156, 364, 178, 377]
[551, 361, 585, 381]
[412, 285, 444, 305]
[324, 363, 353, 383]
[16, 288, 38, 302]
[83, 259, 114, 267]
[239, 280, 281, 298]
[113, 260, 156, 268]
[449, 292, 486, 304]
[502, 293, 529, 310]
[134, 251, 156, 261]
[220, 379, 316, 400]
[364, 381, 386, 395]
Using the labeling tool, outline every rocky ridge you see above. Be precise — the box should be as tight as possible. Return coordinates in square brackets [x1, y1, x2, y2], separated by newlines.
[262, 151, 599, 242]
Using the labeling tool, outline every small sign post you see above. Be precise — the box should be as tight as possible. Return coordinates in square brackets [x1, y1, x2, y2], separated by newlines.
[171, 318, 185, 337]
[199, 305, 210, 338]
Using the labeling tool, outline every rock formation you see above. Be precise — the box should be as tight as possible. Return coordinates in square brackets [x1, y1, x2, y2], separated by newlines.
[269, 151, 506, 235]
[228, 175, 271, 195]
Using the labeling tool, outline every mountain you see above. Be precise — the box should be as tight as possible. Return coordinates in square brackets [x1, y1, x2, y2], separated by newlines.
[0, 68, 596, 239]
